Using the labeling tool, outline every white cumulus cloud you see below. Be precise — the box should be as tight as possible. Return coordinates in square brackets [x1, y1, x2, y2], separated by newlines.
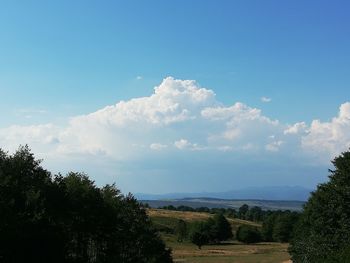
[284, 122, 307, 135]
[301, 102, 350, 159]
[0, 77, 349, 168]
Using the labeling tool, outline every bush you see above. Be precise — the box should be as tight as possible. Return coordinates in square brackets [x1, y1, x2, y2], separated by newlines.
[236, 225, 261, 244]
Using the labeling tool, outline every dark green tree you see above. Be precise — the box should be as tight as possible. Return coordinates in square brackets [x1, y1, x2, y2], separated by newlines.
[289, 150, 350, 263]
[238, 204, 249, 219]
[261, 213, 277, 241]
[212, 213, 233, 241]
[272, 212, 298, 242]
[175, 219, 188, 242]
[189, 222, 210, 249]
[236, 225, 261, 244]
[0, 146, 172, 263]
[247, 206, 263, 222]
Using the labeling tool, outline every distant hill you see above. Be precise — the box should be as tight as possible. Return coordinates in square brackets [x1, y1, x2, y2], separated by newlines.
[136, 186, 312, 202]
[142, 198, 305, 211]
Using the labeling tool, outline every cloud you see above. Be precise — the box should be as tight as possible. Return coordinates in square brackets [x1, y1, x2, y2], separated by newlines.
[284, 122, 307, 135]
[261, 96, 272, 103]
[0, 77, 349, 181]
[150, 143, 168, 150]
[136, 76, 143, 80]
[174, 139, 203, 151]
[0, 77, 346, 160]
[301, 102, 350, 159]
[265, 140, 284, 152]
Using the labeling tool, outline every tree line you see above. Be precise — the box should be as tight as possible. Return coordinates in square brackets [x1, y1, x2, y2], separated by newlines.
[0, 146, 172, 263]
[155, 203, 300, 244]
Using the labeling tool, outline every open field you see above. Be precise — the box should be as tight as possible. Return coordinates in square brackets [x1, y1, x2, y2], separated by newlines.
[148, 209, 260, 226]
[148, 209, 291, 263]
[168, 239, 290, 263]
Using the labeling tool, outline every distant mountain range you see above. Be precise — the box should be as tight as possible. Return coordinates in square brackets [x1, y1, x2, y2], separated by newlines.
[135, 186, 313, 202]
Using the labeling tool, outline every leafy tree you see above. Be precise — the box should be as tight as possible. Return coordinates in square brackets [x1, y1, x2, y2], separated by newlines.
[189, 222, 210, 249]
[247, 206, 263, 222]
[238, 204, 249, 219]
[175, 219, 188, 242]
[289, 150, 350, 263]
[236, 225, 261, 244]
[272, 211, 299, 242]
[212, 213, 233, 241]
[261, 213, 277, 241]
[324, 245, 350, 263]
[0, 146, 172, 263]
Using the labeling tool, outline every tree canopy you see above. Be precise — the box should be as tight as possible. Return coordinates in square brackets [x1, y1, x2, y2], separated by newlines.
[0, 146, 172, 263]
[236, 225, 261, 244]
[289, 150, 350, 262]
[189, 213, 233, 248]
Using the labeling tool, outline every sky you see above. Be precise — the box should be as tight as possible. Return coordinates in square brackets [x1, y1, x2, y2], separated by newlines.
[0, 1, 350, 194]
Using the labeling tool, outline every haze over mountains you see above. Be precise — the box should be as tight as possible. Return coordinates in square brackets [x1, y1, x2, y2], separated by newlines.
[136, 186, 312, 202]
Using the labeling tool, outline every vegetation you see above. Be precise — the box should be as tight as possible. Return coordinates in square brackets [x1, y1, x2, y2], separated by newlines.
[0, 146, 172, 263]
[175, 219, 188, 242]
[157, 203, 300, 244]
[289, 150, 350, 262]
[261, 210, 300, 242]
[188, 213, 233, 248]
[149, 209, 291, 262]
[236, 225, 261, 244]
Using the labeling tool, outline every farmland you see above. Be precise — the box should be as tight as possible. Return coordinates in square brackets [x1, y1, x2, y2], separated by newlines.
[147, 209, 291, 263]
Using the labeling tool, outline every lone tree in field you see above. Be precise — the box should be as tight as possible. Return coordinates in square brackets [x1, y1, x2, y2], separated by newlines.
[289, 150, 350, 262]
[212, 213, 233, 242]
[189, 222, 210, 249]
[0, 146, 172, 263]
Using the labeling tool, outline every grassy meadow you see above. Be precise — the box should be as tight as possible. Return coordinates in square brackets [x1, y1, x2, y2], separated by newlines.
[148, 209, 291, 263]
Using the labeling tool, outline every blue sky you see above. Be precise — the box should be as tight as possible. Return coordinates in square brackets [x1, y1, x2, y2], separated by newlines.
[1, 1, 350, 194]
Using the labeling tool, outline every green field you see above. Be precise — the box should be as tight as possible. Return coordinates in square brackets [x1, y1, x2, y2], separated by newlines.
[148, 209, 291, 263]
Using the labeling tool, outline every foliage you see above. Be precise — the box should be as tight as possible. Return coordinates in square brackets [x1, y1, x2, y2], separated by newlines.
[324, 245, 350, 263]
[0, 146, 172, 263]
[212, 213, 233, 241]
[236, 225, 261, 244]
[189, 213, 233, 248]
[246, 206, 263, 222]
[189, 222, 210, 249]
[175, 219, 188, 242]
[238, 204, 249, 219]
[261, 210, 299, 242]
[289, 150, 350, 263]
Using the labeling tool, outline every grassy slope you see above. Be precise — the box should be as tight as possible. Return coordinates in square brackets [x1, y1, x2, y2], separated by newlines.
[147, 209, 291, 263]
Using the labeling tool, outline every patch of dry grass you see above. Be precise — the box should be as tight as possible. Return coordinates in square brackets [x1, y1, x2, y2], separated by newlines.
[147, 208, 261, 227]
[147, 208, 212, 221]
[169, 240, 290, 263]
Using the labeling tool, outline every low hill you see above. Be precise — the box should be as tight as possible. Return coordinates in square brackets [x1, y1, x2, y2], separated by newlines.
[147, 208, 260, 235]
[136, 186, 312, 201]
